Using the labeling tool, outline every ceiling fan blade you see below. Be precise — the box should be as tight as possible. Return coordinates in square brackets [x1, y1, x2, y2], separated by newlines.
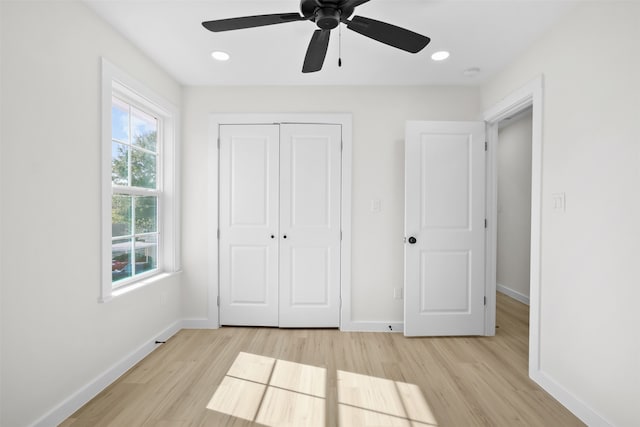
[202, 13, 306, 32]
[302, 29, 331, 73]
[346, 15, 430, 53]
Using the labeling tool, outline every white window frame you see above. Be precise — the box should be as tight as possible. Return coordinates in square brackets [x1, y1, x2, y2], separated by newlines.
[100, 58, 180, 302]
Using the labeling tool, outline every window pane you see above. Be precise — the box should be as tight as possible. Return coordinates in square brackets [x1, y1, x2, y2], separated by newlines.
[135, 196, 157, 234]
[132, 108, 157, 152]
[131, 148, 156, 189]
[112, 97, 129, 143]
[134, 234, 158, 275]
[112, 194, 132, 237]
[112, 142, 129, 185]
[108, 92, 165, 289]
[112, 238, 132, 283]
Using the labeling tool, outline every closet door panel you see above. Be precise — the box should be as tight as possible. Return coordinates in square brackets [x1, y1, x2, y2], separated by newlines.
[219, 124, 279, 326]
[279, 124, 342, 327]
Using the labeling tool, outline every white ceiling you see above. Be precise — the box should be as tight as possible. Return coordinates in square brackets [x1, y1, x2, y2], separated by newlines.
[84, 0, 579, 86]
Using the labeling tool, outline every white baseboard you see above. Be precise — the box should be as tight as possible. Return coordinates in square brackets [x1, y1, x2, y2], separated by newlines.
[497, 283, 530, 305]
[531, 368, 613, 427]
[31, 320, 182, 427]
[182, 318, 218, 329]
[340, 321, 404, 333]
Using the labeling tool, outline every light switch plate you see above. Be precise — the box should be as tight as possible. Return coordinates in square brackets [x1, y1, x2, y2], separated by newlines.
[371, 199, 382, 213]
[552, 193, 566, 212]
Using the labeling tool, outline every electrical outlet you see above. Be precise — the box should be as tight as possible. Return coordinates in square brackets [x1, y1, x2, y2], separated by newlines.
[394, 287, 403, 300]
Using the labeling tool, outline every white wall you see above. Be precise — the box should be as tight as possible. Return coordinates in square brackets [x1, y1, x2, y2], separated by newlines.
[482, 3, 640, 426]
[496, 112, 532, 302]
[182, 86, 481, 325]
[0, 1, 4, 419]
[0, 2, 183, 426]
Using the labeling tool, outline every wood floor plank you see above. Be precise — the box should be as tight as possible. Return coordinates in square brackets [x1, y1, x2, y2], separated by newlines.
[65, 294, 584, 426]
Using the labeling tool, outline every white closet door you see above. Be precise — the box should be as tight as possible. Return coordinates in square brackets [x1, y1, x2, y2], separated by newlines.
[279, 124, 342, 327]
[404, 121, 486, 336]
[219, 124, 279, 326]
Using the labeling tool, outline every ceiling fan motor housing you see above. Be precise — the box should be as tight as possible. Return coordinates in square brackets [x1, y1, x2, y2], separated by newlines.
[315, 7, 341, 30]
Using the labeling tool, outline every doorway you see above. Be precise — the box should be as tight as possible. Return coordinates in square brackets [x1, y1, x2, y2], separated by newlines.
[484, 77, 543, 376]
[496, 107, 533, 306]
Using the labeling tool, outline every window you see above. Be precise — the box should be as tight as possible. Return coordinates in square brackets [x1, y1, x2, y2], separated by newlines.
[111, 97, 160, 285]
[101, 59, 179, 302]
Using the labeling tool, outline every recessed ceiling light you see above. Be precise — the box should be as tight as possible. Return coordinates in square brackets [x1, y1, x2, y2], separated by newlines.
[431, 51, 450, 61]
[211, 51, 230, 61]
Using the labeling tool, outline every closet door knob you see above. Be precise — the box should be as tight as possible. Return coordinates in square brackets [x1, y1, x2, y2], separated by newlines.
[283, 235, 287, 239]
[270, 235, 275, 239]
[408, 236, 417, 244]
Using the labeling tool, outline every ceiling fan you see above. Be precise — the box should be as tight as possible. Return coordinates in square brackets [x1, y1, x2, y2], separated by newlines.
[202, 0, 431, 73]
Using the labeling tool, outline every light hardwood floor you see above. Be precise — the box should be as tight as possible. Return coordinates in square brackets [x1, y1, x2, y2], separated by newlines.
[62, 294, 584, 426]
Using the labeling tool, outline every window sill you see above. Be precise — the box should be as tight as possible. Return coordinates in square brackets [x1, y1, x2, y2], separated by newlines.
[98, 270, 182, 303]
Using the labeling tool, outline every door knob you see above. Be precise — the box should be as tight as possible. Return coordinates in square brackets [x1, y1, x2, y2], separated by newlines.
[270, 235, 275, 239]
[408, 236, 417, 244]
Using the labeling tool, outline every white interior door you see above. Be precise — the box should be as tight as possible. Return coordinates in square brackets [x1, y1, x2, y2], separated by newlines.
[219, 124, 279, 326]
[404, 121, 486, 336]
[279, 124, 342, 327]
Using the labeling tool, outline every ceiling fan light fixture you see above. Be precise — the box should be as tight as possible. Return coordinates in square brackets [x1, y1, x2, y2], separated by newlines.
[211, 51, 230, 61]
[315, 7, 341, 30]
[431, 51, 450, 61]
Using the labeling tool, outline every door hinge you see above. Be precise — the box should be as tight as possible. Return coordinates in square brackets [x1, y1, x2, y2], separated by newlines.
[217, 229, 220, 239]
[217, 296, 220, 307]
[484, 219, 488, 228]
[340, 230, 343, 241]
[341, 140, 343, 151]
[217, 137, 220, 150]
[484, 296, 487, 306]
[485, 141, 488, 151]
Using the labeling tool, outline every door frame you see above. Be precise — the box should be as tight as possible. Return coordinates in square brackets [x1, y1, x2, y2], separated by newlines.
[208, 113, 353, 329]
[483, 77, 543, 374]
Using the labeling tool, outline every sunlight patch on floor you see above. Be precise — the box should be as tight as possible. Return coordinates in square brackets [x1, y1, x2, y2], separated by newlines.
[207, 352, 326, 427]
[257, 386, 325, 427]
[207, 375, 266, 421]
[226, 351, 275, 384]
[337, 370, 438, 426]
[207, 352, 437, 426]
[270, 358, 326, 398]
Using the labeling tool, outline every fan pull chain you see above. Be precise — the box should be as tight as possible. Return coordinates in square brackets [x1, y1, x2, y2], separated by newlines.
[338, 22, 342, 67]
